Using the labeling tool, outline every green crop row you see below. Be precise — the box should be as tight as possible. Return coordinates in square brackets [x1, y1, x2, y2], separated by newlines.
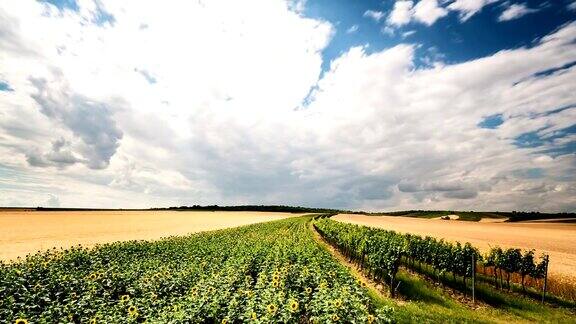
[314, 218, 549, 298]
[0, 216, 392, 323]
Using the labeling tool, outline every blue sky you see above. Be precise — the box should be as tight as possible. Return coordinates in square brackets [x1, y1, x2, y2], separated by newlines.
[0, 0, 575, 211]
[305, 0, 576, 71]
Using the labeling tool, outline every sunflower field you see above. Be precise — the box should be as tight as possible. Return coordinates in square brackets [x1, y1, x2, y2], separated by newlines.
[0, 216, 393, 323]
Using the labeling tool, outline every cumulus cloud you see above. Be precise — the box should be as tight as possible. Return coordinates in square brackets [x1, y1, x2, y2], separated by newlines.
[388, 1, 415, 26]
[386, 0, 447, 28]
[29, 76, 123, 169]
[498, 3, 538, 22]
[413, 0, 448, 25]
[0, 0, 574, 211]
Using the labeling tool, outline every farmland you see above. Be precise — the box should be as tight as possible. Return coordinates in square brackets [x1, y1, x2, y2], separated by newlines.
[333, 214, 576, 278]
[0, 210, 296, 261]
[1, 213, 575, 323]
[0, 216, 391, 323]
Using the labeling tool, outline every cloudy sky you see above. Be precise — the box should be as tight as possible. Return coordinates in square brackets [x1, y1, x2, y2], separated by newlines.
[0, 0, 575, 212]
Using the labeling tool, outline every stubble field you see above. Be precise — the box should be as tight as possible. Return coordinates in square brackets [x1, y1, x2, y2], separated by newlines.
[0, 210, 297, 261]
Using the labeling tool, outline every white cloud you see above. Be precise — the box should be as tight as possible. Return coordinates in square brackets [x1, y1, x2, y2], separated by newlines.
[386, 0, 447, 28]
[448, 0, 499, 21]
[0, 1, 575, 212]
[402, 30, 417, 38]
[569, 1, 576, 11]
[413, 0, 448, 25]
[498, 3, 538, 22]
[363, 10, 385, 22]
[387, 1, 414, 26]
[303, 23, 576, 211]
[346, 24, 359, 34]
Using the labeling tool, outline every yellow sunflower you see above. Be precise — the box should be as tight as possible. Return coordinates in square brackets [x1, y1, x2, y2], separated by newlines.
[289, 300, 299, 312]
[251, 312, 257, 320]
[267, 303, 277, 314]
[14, 319, 28, 324]
[331, 314, 340, 321]
[208, 286, 215, 294]
[305, 287, 312, 294]
[89, 273, 98, 280]
[271, 280, 280, 288]
[120, 294, 130, 302]
[221, 318, 228, 324]
[89, 318, 97, 324]
[128, 305, 138, 317]
[333, 299, 342, 308]
[367, 314, 375, 323]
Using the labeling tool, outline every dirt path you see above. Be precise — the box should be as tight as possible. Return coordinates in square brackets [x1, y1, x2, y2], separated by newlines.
[0, 210, 298, 261]
[333, 214, 576, 278]
[309, 221, 392, 299]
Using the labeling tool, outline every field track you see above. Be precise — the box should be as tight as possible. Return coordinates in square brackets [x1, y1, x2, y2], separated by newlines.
[0, 210, 297, 261]
[333, 214, 576, 278]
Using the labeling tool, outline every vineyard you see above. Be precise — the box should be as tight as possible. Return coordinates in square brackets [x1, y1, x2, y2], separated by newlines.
[314, 218, 556, 301]
[0, 216, 392, 323]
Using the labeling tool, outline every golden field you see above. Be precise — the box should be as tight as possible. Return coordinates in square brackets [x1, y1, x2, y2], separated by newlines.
[0, 210, 298, 261]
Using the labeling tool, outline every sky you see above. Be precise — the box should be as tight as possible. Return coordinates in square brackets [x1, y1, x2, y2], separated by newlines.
[0, 0, 575, 212]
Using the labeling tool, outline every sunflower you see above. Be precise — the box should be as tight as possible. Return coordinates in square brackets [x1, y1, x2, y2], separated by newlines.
[272, 274, 280, 281]
[333, 299, 342, 308]
[251, 312, 257, 320]
[331, 314, 340, 321]
[120, 294, 130, 302]
[89, 318, 97, 324]
[305, 287, 312, 294]
[271, 280, 280, 288]
[221, 318, 228, 324]
[208, 286, 215, 294]
[289, 300, 299, 312]
[128, 305, 138, 317]
[89, 273, 98, 280]
[367, 314, 375, 323]
[14, 319, 28, 324]
[267, 303, 277, 314]
[319, 282, 327, 289]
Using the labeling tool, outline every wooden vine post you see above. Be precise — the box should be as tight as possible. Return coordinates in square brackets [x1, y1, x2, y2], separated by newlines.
[541, 254, 549, 304]
[472, 253, 476, 305]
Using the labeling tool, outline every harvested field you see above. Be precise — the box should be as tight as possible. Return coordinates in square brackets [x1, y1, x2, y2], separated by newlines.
[333, 214, 576, 278]
[0, 210, 298, 261]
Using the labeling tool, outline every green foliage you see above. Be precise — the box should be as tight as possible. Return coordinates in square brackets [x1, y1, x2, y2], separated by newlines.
[0, 217, 393, 323]
[483, 247, 548, 292]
